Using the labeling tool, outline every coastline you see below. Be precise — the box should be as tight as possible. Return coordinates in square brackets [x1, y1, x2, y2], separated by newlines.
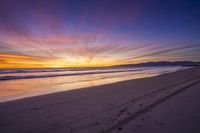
[0, 66, 185, 102]
[0, 67, 199, 133]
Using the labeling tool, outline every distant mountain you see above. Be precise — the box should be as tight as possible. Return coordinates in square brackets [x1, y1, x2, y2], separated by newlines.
[114, 61, 200, 67]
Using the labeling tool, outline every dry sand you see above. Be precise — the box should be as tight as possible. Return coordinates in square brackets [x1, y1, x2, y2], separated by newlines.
[113, 77, 200, 133]
[0, 67, 200, 133]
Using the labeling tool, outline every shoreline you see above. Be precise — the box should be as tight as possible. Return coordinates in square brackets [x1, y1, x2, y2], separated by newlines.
[0, 67, 187, 103]
[0, 67, 199, 133]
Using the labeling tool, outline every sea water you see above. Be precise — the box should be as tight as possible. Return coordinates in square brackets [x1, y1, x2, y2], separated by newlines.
[0, 66, 188, 102]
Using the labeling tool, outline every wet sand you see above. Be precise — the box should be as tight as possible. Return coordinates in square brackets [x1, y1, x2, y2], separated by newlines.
[0, 67, 200, 133]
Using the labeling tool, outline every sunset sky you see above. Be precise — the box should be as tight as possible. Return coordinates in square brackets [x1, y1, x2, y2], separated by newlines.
[0, 0, 200, 68]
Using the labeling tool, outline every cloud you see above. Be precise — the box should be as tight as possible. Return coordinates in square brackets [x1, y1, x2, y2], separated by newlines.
[0, 0, 199, 68]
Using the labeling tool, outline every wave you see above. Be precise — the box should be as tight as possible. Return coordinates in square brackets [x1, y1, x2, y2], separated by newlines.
[0, 68, 148, 81]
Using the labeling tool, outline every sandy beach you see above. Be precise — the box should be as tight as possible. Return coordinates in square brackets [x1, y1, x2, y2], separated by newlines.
[0, 67, 200, 133]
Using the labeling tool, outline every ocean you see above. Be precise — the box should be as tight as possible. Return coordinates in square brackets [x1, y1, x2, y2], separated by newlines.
[0, 66, 188, 102]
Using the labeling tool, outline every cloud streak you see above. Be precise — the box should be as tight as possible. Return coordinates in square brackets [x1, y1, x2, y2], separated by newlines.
[0, 0, 200, 68]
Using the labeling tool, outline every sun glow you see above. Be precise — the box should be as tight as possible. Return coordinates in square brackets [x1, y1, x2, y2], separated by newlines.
[0, 53, 126, 68]
[0, 34, 142, 68]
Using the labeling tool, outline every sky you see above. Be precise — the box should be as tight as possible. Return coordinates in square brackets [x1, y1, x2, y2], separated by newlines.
[0, 0, 200, 68]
